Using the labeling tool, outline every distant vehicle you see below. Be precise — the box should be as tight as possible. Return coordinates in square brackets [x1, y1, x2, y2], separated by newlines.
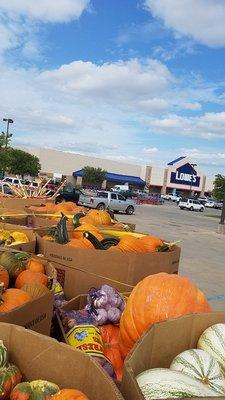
[55, 187, 84, 204]
[79, 190, 136, 214]
[214, 201, 223, 209]
[1, 177, 21, 186]
[115, 190, 139, 199]
[162, 193, 182, 202]
[111, 184, 129, 192]
[179, 198, 204, 212]
[197, 197, 207, 205]
[205, 200, 215, 208]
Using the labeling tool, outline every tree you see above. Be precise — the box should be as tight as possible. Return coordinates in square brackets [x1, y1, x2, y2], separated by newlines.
[83, 166, 106, 185]
[0, 148, 12, 178]
[8, 149, 41, 178]
[213, 174, 225, 200]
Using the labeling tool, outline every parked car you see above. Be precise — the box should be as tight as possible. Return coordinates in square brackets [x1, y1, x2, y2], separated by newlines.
[78, 190, 136, 214]
[179, 198, 204, 212]
[161, 193, 181, 202]
[205, 200, 215, 208]
[1, 177, 21, 186]
[214, 201, 223, 209]
[0, 183, 13, 195]
[197, 197, 207, 205]
[55, 187, 84, 204]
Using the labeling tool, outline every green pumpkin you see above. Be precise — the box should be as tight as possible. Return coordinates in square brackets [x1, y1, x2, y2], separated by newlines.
[0, 252, 26, 279]
[11, 380, 59, 400]
[0, 363, 22, 399]
[0, 341, 8, 368]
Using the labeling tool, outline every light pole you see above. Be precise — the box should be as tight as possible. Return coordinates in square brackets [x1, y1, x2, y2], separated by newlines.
[3, 118, 13, 149]
[190, 163, 197, 197]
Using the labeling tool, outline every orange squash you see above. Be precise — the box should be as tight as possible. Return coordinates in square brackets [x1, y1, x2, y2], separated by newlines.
[86, 210, 112, 226]
[66, 238, 94, 249]
[15, 270, 48, 289]
[100, 325, 124, 381]
[0, 266, 9, 289]
[119, 273, 211, 358]
[116, 236, 145, 253]
[51, 389, 89, 400]
[139, 235, 163, 252]
[26, 259, 45, 274]
[0, 287, 32, 312]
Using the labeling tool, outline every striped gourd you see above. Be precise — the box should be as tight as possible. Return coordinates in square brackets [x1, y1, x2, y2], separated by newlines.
[198, 323, 225, 375]
[0, 340, 8, 368]
[136, 368, 219, 399]
[171, 349, 225, 394]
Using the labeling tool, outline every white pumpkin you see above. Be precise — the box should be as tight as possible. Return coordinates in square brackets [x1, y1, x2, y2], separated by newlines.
[136, 368, 219, 399]
[198, 323, 225, 375]
[170, 348, 225, 394]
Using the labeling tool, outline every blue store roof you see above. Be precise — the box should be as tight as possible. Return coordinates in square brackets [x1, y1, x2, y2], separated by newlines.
[167, 156, 186, 166]
[73, 169, 145, 185]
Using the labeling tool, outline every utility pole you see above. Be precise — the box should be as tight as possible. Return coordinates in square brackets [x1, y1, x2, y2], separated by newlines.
[190, 163, 197, 197]
[3, 118, 13, 149]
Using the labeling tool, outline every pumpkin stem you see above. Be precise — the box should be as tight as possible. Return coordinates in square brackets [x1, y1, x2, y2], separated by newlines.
[72, 212, 86, 228]
[158, 240, 181, 252]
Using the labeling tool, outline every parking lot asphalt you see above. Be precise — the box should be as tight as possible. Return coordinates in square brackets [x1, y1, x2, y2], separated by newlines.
[120, 202, 225, 310]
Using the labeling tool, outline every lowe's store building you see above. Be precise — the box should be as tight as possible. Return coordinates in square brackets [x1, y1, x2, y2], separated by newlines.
[28, 148, 214, 196]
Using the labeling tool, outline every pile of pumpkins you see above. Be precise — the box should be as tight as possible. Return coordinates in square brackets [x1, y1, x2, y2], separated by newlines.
[42, 209, 168, 253]
[136, 323, 225, 399]
[0, 340, 89, 399]
[0, 252, 50, 313]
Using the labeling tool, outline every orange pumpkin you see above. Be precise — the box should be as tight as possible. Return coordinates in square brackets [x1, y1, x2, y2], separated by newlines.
[72, 223, 103, 241]
[51, 389, 89, 400]
[119, 273, 211, 358]
[0, 287, 32, 312]
[15, 270, 48, 289]
[0, 266, 9, 289]
[139, 235, 163, 252]
[116, 236, 145, 253]
[54, 202, 78, 213]
[100, 325, 124, 381]
[66, 238, 94, 249]
[26, 259, 45, 274]
[86, 210, 112, 226]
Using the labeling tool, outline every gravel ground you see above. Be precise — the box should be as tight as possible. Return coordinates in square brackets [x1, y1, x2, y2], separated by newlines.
[120, 202, 225, 310]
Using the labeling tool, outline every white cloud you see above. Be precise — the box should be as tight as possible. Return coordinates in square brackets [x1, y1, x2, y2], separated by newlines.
[145, 0, 225, 47]
[143, 147, 158, 153]
[148, 112, 225, 139]
[0, 0, 90, 23]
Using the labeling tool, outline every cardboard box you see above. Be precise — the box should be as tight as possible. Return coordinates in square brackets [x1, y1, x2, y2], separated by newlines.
[0, 197, 49, 210]
[36, 234, 180, 286]
[51, 261, 134, 299]
[0, 209, 29, 226]
[0, 222, 36, 252]
[0, 323, 124, 400]
[121, 312, 225, 400]
[0, 257, 55, 335]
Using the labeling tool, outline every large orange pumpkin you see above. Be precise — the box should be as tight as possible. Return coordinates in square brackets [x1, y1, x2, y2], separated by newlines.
[86, 210, 112, 226]
[15, 270, 48, 289]
[66, 238, 94, 249]
[51, 389, 89, 400]
[116, 236, 146, 253]
[0, 288, 32, 312]
[119, 273, 211, 358]
[54, 202, 78, 213]
[100, 325, 124, 381]
[139, 235, 163, 252]
[72, 224, 103, 241]
[26, 258, 45, 274]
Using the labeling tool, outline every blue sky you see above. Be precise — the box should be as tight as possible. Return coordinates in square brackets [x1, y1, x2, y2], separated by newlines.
[0, 0, 225, 175]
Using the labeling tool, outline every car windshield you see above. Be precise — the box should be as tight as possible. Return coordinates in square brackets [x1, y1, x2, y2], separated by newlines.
[97, 192, 108, 198]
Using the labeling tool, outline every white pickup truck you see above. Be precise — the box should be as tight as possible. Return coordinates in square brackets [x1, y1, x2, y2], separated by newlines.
[78, 191, 136, 214]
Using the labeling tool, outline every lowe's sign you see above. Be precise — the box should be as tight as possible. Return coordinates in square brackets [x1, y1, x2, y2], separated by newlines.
[170, 163, 200, 187]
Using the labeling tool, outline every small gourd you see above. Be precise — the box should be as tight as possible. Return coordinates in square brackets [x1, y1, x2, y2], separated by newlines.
[0, 340, 8, 368]
[10, 380, 59, 400]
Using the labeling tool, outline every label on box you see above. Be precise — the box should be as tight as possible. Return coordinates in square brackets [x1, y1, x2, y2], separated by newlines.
[66, 324, 105, 358]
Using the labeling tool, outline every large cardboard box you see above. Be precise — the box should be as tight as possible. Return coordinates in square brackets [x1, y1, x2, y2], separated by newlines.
[0, 258, 54, 335]
[121, 312, 225, 400]
[0, 222, 36, 252]
[0, 323, 124, 400]
[0, 197, 49, 210]
[51, 261, 134, 299]
[0, 209, 28, 225]
[36, 234, 180, 286]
